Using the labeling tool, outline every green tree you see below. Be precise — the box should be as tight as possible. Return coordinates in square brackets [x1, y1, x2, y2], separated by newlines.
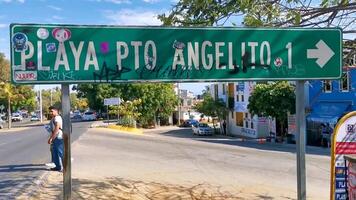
[76, 84, 120, 112]
[116, 83, 178, 127]
[159, 1, 355, 57]
[76, 83, 178, 127]
[110, 99, 142, 127]
[194, 93, 228, 122]
[0, 53, 10, 82]
[70, 93, 88, 111]
[0, 53, 36, 113]
[248, 81, 295, 137]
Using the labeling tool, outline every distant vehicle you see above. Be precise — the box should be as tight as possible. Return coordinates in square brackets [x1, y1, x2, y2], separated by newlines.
[181, 119, 199, 127]
[11, 113, 23, 122]
[30, 115, 40, 121]
[71, 114, 82, 121]
[82, 111, 97, 121]
[192, 123, 213, 136]
[0, 118, 4, 129]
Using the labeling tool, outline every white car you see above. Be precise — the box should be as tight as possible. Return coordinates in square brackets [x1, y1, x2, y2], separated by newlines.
[82, 111, 97, 121]
[192, 123, 213, 136]
[11, 113, 23, 122]
[30, 115, 40, 121]
[0, 118, 4, 129]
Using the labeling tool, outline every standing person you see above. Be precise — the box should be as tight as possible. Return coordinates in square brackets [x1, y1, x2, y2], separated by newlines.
[222, 120, 227, 135]
[321, 123, 332, 148]
[48, 106, 63, 172]
[44, 124, 55, 168]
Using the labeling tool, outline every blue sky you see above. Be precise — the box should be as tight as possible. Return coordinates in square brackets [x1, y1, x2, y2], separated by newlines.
[0, 0, 210, 94]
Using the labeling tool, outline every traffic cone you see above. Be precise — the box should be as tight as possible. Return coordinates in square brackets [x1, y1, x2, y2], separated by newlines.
[258, 138, 266, 144]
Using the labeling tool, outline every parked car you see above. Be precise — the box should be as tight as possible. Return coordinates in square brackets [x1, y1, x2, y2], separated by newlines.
[71, 114, 82, 121]
[11, 113, 23, 122]
[82, 111, 97, 121]
[181, 119, 199, 127]
[30, 115, 40, 121]
[0, 118, 4, 129]
[192, 123, 213, 136]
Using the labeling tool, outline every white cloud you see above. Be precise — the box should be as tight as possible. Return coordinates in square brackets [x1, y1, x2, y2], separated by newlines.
[0, 0, 25, 3]
[0, 24, 7, 28]
[104, 9, 163, 25]
[52, 15, 64, 20]
[93, 0, 131, 4]
[143, 0, 159, 3]
[47, 5, 62, 11]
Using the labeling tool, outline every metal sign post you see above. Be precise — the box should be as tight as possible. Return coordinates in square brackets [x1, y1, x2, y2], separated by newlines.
[296, 81, 306, 200]
[61, 84, 71, 200]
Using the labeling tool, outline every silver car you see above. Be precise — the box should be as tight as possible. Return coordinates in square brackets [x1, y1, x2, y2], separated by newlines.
[0, 118, 4, 129]
[192, 123, 213, 136]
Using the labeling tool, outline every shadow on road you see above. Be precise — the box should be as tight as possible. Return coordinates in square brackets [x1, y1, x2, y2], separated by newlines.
[0, 164, 48, 199]
[0, 164, 47, 173]
[31, 176, 281, 200]
[160, 128, 330, 157]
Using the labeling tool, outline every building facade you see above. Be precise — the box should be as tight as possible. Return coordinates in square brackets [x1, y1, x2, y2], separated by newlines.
[306, 63, 356, 145]
[210, 82, 274, 138]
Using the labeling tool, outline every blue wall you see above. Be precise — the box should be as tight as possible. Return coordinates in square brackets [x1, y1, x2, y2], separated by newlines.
[308, 67, 356, 111]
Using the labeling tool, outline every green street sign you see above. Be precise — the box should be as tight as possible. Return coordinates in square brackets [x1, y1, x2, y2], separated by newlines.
[10, 24, 342, 84]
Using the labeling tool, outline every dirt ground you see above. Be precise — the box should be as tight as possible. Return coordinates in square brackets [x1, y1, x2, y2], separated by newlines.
[18, 172, 296, 200]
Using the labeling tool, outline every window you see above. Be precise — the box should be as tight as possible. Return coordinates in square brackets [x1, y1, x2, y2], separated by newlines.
[187, 99, 192, 106]
[235, 112, 243, 126]
[323, 80, 332, 93]
[214, 84, 218, 99]
[245, 120, 249, 128]
[340, 72, 349, 92]
[251, 122, 254, 129]
[222, 84, 226, 95]
[241, 94, 244, 102]
[236, 95, 239, 102]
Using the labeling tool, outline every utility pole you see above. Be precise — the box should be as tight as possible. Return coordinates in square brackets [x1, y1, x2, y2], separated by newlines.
[177, 83, 181, 126]
[39, 87, 43, 123]
[50, 88, 53, 106]
[7, 95, 11, 129]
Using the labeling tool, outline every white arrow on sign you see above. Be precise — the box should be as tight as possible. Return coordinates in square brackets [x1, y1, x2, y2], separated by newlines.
[307, 40, 335, 68]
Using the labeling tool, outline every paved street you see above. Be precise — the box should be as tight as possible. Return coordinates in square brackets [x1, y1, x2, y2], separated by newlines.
[0, 121, 91, 199]
[25, 126, 330, 200]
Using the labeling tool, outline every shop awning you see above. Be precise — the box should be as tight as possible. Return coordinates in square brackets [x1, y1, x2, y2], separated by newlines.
[307, 102, 350, 124]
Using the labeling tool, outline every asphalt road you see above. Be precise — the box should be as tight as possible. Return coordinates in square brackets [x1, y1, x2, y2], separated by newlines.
[0, 121, 91, 199]
[62, 126, 331, 200]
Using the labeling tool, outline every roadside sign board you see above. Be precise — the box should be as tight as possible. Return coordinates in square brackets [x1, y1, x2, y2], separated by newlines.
[330, 111, 356, 200]
[10, 24, 342, 84]
[104, 98, 121, 106]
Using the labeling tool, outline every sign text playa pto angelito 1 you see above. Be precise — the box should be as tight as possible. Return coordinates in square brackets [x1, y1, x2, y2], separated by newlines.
[10, 24, 342, 84]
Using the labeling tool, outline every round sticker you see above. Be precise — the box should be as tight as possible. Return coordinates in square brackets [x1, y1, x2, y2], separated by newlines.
[12, 32, 28, 52]
[37, 28, 49, 40]
[52, 28, 71, 42]
[274, 57, 283, 67]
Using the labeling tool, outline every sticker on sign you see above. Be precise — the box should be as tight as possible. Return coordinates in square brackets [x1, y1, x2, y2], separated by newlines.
[14, 71, 37, 81]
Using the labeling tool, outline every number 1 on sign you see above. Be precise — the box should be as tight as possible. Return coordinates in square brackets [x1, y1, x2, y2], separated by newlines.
[286, 42, 292, 69]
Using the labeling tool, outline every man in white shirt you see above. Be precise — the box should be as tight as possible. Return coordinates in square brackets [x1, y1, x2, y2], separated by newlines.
[48, 106, 63, 171]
